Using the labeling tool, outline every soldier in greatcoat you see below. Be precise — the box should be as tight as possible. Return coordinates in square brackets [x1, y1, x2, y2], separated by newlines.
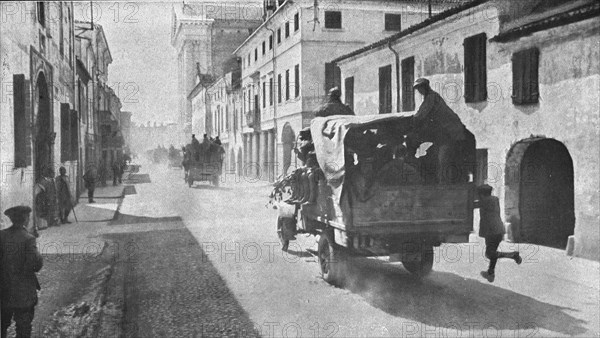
[1, 206, 43, 338]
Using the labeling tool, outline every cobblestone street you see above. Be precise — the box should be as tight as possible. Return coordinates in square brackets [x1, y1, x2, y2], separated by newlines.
[15, 162, 598, 337]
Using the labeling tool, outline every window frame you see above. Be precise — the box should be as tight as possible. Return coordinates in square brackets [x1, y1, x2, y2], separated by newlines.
[512, 47, 540, 105]
[324, 11, 342, 29]
[464, 33, 488, 103]
[294, 13, 299, 31]
[384, 13, 401, 31]
[294, 64, 300, 98]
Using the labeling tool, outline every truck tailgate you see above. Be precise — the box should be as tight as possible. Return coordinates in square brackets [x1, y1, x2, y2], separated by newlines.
[350, 184, 474, 234]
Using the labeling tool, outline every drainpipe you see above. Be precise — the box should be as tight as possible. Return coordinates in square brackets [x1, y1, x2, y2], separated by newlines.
[266, 26, 278, 178]
[387, 41, 400, 113]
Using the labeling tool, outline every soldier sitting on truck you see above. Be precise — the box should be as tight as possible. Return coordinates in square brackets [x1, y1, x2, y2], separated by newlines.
[412, 78, 474, 184]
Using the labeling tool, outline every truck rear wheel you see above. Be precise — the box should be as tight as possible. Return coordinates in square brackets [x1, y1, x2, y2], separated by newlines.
[402, 244, 434, 278]
[318, 231, 348, 287]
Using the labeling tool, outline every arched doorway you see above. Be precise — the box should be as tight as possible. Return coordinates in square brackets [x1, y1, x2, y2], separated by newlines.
[505, 138, 575, 249]
[281, 123, 295, 175]
[34, 72, 52, 181]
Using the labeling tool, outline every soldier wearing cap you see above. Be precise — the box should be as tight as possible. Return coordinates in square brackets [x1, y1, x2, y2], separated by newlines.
[475, 184, 522, 282]
[314, 87, 355, 117]
[1, 206, 43, 338]
[412, 78, 474, 183]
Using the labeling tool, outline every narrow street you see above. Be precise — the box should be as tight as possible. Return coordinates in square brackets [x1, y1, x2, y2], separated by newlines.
[26, 162, 598, 337]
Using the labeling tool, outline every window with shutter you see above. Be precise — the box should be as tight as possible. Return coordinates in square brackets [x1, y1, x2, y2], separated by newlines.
[344, 77, 354, 111]
[464, 33, 487, 103]
[385, 14, 401, 31]
[37, 2, 45, 27]
[294, 13, 299, 31]
[61, 103, 70, 162]
[269, 77, 274, 105]
[324, 11, 342, 29]
[401, 57, 415, 111]
[277, 28, 281, 43]
[379, 65, 392, 114]
[269, 35, 273, 50]
[263, 82, 266, 108]
[13, 74, 32, 168]
[294, 64, 300, 98]
[512, 48, 539, 105]
[285, 69, 290, 100]
[324, 63, 341, 93]
[262, 41, 266, 55]
[285, 21, 290, 38]
[70, 110, 78, 161]
[278, 74, 282, 103]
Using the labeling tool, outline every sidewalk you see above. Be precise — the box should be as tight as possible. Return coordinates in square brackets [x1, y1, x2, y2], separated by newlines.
[12, 185, 128, 338]
[36, 185, 126, 253]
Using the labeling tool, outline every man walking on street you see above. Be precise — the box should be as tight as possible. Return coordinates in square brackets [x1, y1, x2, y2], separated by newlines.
[1, 206, 44, 338]
[83, 165, 97, 203]
[112, 161, 120, 186]
[476, 184, 522, 282]
[55, 166, 73, 224]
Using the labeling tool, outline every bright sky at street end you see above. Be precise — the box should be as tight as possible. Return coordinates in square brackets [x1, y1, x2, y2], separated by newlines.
[75, 0, 263, 126]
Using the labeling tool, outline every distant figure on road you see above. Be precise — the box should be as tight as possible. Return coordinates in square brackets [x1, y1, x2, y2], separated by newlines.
[83, 165, 97, 203]
[314, 87, 355, 118]
[476, 184, 522, 283]
[55, 166, 73, 224]
[1, 206, 43, 338]
[98, 158, 108, 187]
[36, 166, 58, 228]
[214, 136, 222, 146]
[191, 134, 200, 148]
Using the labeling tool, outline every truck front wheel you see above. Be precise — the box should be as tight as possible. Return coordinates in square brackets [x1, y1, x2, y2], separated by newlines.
[318, 231, 348, 287]
[402, 244, 434, 278]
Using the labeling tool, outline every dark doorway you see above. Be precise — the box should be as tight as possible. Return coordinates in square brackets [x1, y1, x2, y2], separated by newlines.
[35, 72, 52, 182]
[519, 139, 574, 249]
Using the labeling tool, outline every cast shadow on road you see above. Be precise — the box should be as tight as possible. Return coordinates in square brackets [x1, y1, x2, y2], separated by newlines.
[123, 173, 152, 184]
[189, 184, 232, 191]
[109, 212, 183, 226]
[343, 258, 588, 336]
[102, 227, 260, 337]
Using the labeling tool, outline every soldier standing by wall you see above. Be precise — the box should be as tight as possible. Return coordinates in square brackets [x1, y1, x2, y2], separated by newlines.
[1, 206, 44, 338]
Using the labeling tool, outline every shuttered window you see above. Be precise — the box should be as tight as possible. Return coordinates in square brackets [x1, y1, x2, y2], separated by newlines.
[262, 41, 266, 55]
[277, 28, 281, 44]
[379, 65, 392, 114]
[294, 13, 299, 31]
[324, 62, 341, 93]
[269, 35, 273, 50]
[60, 103, 70, 162]
[285, 69, 290, 100]
[269, 77, 274, 105]
[262, 82, 266, 108]
[324, 11, 342, 29]
[401, 57, 415, 112]
[512, 48, 539, 105]
[70, 110, 78, 161]
[385, 14, 401, 31]
[285, 21, 290, 38]
[13, 74, 32, 168]
[294, 64, 300, 98]
[344, 77, 354, 111]
[37, 2, 45, 27]
[464, 33, 487, 103]
[278, 74, 282, 103]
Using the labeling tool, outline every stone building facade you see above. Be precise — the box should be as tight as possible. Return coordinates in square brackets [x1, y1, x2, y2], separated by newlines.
[1, 2, 78, 228]
[234, 0, 460, 182]
[171, 2, 263, 145]
[333, 0, 599, 259]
